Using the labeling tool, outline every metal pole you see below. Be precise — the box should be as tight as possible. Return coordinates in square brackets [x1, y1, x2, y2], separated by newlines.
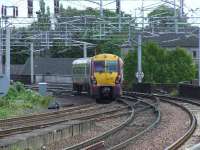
[116, 0, 121, 32]
[198, 28, 200, 86]
[0, 18, 2, 74]
[6, 27, 10, 83]
[83, 42, 87, 58]
[99, 23, 102, 40]
[137, 34, 142, 83]
[174, 0, 178, 33]
[100, 0, 103, 17]
[30, 43, 34, 84]
[180, 0, 184, 17]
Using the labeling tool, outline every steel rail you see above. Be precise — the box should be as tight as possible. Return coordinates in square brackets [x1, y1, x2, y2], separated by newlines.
[64, 92, 160, 150]
[63, 98, 135, 150]
[129, 92, 197, 150]
[0, 103, 97, 125]
[155, 94, 198, 150]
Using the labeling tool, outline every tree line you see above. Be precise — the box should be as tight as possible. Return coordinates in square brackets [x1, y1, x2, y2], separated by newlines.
[124, 42, 196, 85]
[9, 1, 197, 83]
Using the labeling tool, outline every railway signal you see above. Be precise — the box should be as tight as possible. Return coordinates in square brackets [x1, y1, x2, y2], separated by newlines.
[54, 0, 59, 15]
[27, 0, 33, 17]
[1, 5, 6, 17]
[0, 75, 9, 97]
[116, 0, 120, 14]
[1, 5, 18, 18]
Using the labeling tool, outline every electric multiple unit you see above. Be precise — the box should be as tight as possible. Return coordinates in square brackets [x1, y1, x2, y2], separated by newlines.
[72, 53, 123, 101]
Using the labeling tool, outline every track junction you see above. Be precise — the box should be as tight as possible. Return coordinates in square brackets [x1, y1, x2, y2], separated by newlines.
[0, 85, 199, 150]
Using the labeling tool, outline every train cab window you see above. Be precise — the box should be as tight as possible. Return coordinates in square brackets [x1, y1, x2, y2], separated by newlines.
[94, 61, 105, 72]
[106, 61, 117, 72]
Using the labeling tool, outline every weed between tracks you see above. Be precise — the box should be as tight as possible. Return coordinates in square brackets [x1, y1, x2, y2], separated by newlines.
[0, 82, 53, 119]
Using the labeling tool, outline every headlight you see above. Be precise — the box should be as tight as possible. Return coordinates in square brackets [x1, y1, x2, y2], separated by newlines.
[91, 76, 97, 84]
[115, 75, 121, 84]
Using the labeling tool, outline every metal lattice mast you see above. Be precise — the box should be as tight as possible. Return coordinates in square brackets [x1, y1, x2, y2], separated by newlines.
[6, 27, 10, 83]
[180, 0, 184, 17]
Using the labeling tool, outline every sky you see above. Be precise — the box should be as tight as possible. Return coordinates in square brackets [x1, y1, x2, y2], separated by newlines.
[0, 0, 200, 25]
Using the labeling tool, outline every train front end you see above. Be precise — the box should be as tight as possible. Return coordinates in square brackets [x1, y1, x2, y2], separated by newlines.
[90, 54, 123, 101]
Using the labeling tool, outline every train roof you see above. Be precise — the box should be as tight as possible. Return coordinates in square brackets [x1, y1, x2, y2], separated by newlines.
[92, 53, 120, 61]
[72, 57, 91, 65]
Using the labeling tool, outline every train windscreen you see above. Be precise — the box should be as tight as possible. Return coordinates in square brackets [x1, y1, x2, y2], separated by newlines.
[106, 61, 117, 72]
[94, 61, 117, 72]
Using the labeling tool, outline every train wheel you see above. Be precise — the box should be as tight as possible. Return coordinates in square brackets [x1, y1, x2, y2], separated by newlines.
[77, 85, 82, 95]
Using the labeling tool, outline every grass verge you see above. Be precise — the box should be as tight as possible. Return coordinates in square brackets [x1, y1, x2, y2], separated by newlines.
[0, 82, 53, 119]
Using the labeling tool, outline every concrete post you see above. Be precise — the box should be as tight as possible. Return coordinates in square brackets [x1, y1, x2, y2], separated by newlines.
[6, 27, 10, 83]
[137, 34, 142, 83]
[100, 0, 103, 17]
[174, 0, 178, 33]
[116, 0, 121, 32]
[0, 21, 2, 74]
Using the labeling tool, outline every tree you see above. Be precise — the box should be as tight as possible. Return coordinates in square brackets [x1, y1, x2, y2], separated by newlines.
[124, 42, 196, 86]
[95, 38, 125, 56]
[147, 5, 188, 31]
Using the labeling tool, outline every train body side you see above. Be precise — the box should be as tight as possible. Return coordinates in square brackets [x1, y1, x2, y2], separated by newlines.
[72, 58, 91, 94]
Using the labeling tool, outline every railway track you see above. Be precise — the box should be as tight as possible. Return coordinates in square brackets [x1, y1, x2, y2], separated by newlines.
[65, 92, 198, 150]
[130, 92, 197, 150]
[63, 92, 160, 150]
[0, 102, 128, 138]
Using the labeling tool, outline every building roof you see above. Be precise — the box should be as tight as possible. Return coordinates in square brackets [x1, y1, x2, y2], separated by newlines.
[22, 57, 75, 75]
[143, 32, 199, 48]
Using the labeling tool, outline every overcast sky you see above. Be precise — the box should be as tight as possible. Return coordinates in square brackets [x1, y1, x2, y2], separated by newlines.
[0, 0, 200, 24]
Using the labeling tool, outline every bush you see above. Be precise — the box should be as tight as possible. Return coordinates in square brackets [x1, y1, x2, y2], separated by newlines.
[124, 42, 196, 85]
[0, 82, 53, 118]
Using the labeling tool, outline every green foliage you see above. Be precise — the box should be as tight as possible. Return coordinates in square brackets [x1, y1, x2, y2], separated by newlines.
[148, 5, 188, 31]
[59, 6, 129, 18]
[31, 0, 51, 31]
[0, 82, 52, 119]
[124, 51, 137, 88]
[124, 42, 196, 85]
[96, 38, 125, 56]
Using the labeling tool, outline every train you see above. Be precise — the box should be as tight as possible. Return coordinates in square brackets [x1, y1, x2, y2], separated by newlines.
[72, 53, 123, 102]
